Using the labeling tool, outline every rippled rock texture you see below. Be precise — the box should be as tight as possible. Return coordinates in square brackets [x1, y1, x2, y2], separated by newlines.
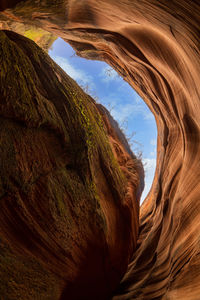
[0, 1, 200, 299]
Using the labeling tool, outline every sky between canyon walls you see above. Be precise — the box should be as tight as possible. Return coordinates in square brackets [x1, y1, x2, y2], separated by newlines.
[49, 38, 157, 203]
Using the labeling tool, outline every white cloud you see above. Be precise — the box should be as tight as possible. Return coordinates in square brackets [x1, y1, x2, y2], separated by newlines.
[134, 93, 142, 104]
[100, 66, 120, 83]
[141, 158, 156, 203]
[99, 94, 154, 140]
[51, 55, 95, 90]
[110, 102, 153, 123]
[99, 66, 154, 122]
[143, 158, 157, 172]
[150, 151, 156, 156]
[150, 139, 157, 157]
[150, 139, 157, 146]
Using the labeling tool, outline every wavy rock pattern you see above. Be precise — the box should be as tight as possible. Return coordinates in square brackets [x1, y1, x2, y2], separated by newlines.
[0, 1, 200, 299]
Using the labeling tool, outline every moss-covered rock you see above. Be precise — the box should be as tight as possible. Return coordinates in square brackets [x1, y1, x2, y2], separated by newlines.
[0, 30, 142, 299]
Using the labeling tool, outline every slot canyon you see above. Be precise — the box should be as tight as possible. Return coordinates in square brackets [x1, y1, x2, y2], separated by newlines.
[0, 1, 200, 299]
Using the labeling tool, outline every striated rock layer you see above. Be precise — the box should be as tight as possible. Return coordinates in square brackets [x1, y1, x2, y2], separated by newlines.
[0, 30, 142, 299]
[0, 1, 200, 299]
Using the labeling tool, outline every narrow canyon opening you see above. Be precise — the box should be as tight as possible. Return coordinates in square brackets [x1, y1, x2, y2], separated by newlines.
[49, 37, 157, 204]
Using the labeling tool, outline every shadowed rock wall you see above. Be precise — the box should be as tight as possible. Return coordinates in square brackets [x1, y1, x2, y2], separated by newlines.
[0, 1, 200, 299]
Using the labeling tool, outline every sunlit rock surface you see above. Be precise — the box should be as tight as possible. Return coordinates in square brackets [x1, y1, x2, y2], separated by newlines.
[0, 21, 57, 51]
[0, 30, 142, 299]
[0, 1, 200, 299]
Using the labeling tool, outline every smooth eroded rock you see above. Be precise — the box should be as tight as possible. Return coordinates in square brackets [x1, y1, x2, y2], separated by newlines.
[0, 1, 200, 299]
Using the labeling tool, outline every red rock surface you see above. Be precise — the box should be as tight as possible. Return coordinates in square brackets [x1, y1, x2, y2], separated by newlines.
[0, 30, 142, 299]
[0, 1, 200, 299]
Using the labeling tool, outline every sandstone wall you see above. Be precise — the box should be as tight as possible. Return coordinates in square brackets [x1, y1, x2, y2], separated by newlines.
[0, 1, 200, 299]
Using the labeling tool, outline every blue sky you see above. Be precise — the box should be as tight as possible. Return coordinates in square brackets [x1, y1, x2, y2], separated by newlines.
[49, 38, 157, 203]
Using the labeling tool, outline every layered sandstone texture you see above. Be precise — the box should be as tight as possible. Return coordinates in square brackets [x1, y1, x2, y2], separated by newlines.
[0, 0, 200, 300]
[0, 30, 142, 299]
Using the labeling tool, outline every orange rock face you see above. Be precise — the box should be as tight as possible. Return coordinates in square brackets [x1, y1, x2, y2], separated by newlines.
[0, 1, 200, 299]
[0, 30, 142, 299]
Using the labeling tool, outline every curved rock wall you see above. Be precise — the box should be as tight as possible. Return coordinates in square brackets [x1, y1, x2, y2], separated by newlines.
[0, 1, 200, 299]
